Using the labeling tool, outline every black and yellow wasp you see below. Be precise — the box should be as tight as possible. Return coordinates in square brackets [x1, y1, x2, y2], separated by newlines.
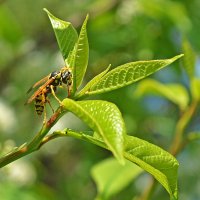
[25, 66, 72, 117]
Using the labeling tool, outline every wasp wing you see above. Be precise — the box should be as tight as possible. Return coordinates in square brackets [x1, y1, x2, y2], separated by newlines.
[26, 75, 50, 94]
[25, 78, 55, 105]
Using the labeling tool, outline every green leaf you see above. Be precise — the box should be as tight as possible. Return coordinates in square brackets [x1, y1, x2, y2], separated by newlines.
[83, 54, 183, 96]
[191, 78, 200, 101]
[124, 135, 179, 200]
[182, 39, 196, 79]
[67, 15, 89, 92]
[91, 158, 143, 200]
[135, 78, 189, 111]
[76, 65, 111, 99]
[43, 8, 78, 62]
[70, 131, 179, 200]
[62, 99, 126, 164]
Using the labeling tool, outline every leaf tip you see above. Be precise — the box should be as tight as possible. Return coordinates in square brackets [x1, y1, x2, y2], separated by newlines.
[174, 54, 184, 60]
[43, 8, 50, 14]
[43, 8, 55, 20]
[86, 13, 89, 20]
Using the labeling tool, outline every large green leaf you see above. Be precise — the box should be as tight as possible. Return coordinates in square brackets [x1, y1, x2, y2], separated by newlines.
[80, 54, 183, 97]
[91, 158, 143, 200]
[182, 39, 196, 79]
[67, 15, 89, 92]
[124, 135, 179, 200]
[62, 99, 125, 163]
[75, 132, 178, 200]
[135, 78, 189, 111]
[44, 9, 78, 63]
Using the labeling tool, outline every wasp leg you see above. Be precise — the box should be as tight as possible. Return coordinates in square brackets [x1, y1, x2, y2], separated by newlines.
[67, 86, 71, 97]
[46, 98, 54, 113]
[50, 85, 63, 105]
[42, 102, 47, 125]
[60, 84, 72, 97]
[41, 92, 47, 124]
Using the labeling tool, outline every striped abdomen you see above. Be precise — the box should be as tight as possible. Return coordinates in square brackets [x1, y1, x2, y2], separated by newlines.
[34, 94, 45, 115]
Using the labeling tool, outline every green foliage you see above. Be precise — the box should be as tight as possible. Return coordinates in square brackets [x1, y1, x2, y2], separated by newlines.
[68, 130, 179, 200]
[124, 135, 178, 200]
[44, 9, 89, 95]
[135, 78, 189, 111]
[67, 15, 89, 92]
[77, 55, 183, 98]
[44, 10, 183, 199]
[91, 158, 143, 200]
[62, 99, 125, 164]
[77, 64, 111, 99]
[44, 8, 78, 63]
[0, 8, 187, 200]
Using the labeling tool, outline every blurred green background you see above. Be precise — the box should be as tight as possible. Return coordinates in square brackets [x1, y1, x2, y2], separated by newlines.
[0, 0, 200, 199]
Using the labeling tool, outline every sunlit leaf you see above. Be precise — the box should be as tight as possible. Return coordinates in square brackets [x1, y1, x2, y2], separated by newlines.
[62, 99, 125, 163]
[44, 8, 78, 63]
[75, 132, 178, 200]
[67, 15, 89, 93]
[135, 79, 189, 111]
[82, 54, 183, 96]
[91, 158, 143, 200]
[124, 135, 179, 200]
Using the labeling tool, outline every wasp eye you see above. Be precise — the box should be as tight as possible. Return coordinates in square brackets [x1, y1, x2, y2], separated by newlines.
[62, 71, 72, 84]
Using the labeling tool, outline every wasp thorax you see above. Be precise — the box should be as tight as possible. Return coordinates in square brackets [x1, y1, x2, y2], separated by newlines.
[49, 71, 60, 79]
[49, 71, 62, 86]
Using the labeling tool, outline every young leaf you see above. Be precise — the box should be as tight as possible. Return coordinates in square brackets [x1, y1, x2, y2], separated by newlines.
[68, 130, 179, 200]
[67, 15, 89, 92]
[43, 8, 78, 62]
[135, 79, 189, 111]
[124, 135, 179, 200]
[80, 55, 183, 96]
[91, 158, 143, 200]
[182, 39, 196, 79]
[62, 99, 126, 164]
[76, 65, 111, 99]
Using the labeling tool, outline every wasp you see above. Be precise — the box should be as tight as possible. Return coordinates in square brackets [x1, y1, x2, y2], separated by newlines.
[25, 66, 72, 118]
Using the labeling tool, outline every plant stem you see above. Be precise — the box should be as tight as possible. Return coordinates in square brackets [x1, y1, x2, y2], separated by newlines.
[38, 129, 107, 150]
[0, 107, 65, 168]
[169, 100, 198, 155]
[135, 177, 157, 200]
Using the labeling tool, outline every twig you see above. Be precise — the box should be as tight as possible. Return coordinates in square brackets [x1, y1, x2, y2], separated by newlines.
[0, 106, 65, 168]
[169, 100, 198, 155]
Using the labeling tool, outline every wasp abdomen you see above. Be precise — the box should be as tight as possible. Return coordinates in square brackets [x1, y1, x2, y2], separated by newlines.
[35, 95, 44, 115]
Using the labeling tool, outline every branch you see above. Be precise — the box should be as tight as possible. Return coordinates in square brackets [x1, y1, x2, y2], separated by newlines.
[0, 106, 65, 168]
[169, 100, 198, 155]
